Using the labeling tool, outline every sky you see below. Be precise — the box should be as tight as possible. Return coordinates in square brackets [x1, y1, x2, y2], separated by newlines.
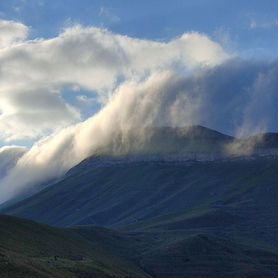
[0, 0, 277, 57]
[0, 0, 277, 203]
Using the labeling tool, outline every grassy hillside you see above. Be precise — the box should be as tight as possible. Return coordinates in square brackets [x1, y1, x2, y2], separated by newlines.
[0, 214, 277, 278]
[3, 157, 277, 237]
[138, 233, 277, 278]
[0, 215, 149, 278]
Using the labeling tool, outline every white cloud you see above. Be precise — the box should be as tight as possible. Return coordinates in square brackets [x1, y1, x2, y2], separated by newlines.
[0, 145, 27, 178]
[0, 87, 81, 141]
[0, 20, 276, 204]
[0, 24, 230, 142]
[0, 59, 276, 203]
[0, 20, 29, 48]
[236, 66, 277, 137]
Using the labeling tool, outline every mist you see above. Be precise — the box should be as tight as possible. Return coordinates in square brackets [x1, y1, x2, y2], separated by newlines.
[0, 146, 27, 178]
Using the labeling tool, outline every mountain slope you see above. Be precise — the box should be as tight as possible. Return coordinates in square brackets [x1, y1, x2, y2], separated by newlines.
[3, 156, 276, 233]
[0, 214, 149, 278]
[93, 125, 234, 157]
[1, 127, 277, 277]
[138, 234, 277, 278]
[0, 214, 277, 278]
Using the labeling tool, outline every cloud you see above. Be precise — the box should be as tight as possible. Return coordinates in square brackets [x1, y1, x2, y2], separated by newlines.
[235, 65, 277, 137]
[0, 20, 29, 48]
[0, 87, 81, 141]
[99, 6, 120, 24]
[249, 18, 278, 29]
[0, 58, 276, 204]
[0, 21, 276, 204]
[0, 24, 230, 142]
[0, 145, 27, 178]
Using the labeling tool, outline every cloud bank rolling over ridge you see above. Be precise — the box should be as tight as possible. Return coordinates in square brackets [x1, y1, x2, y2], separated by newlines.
[0, 22, 228, 142]
[0, 20, 277, 204]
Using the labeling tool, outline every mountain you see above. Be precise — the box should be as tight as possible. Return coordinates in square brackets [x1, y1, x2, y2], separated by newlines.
[77, 125, 235, 159]
[0, 214, 277, 278]
[226, 132, 278, 156]
[248, 132, 278, 149]
[1, 126, 277, 277]
[0, 125, 236, 208]
[98, 125, 277, 158]
[2, 127, 277, 230]
[0, 214, 149, 278]
[2, 155, 276, 233]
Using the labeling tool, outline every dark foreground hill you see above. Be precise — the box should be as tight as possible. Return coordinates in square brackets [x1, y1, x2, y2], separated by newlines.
[0, 214, 277, 278]
[0, 214, 148, 278]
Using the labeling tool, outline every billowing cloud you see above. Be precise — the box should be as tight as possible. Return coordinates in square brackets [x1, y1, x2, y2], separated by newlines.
[0, 87, 81, 141]
[0, 20, 28, 48]
[0, 24, 229, 142]
[0, 145, 27, 178]
[0, 58, 276, 204]
[0, 21, 276, 204]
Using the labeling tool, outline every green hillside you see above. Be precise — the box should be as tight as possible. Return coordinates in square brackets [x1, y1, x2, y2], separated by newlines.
[3, 157, 277, 240]
[0, 214, 277, 278]
[0, 215, 149, 278]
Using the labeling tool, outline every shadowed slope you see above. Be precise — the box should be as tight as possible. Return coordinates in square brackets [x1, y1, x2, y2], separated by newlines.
[0, 215, 149, 278]
[3, 156, 277, 238]
[0, 215, 277, 278]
